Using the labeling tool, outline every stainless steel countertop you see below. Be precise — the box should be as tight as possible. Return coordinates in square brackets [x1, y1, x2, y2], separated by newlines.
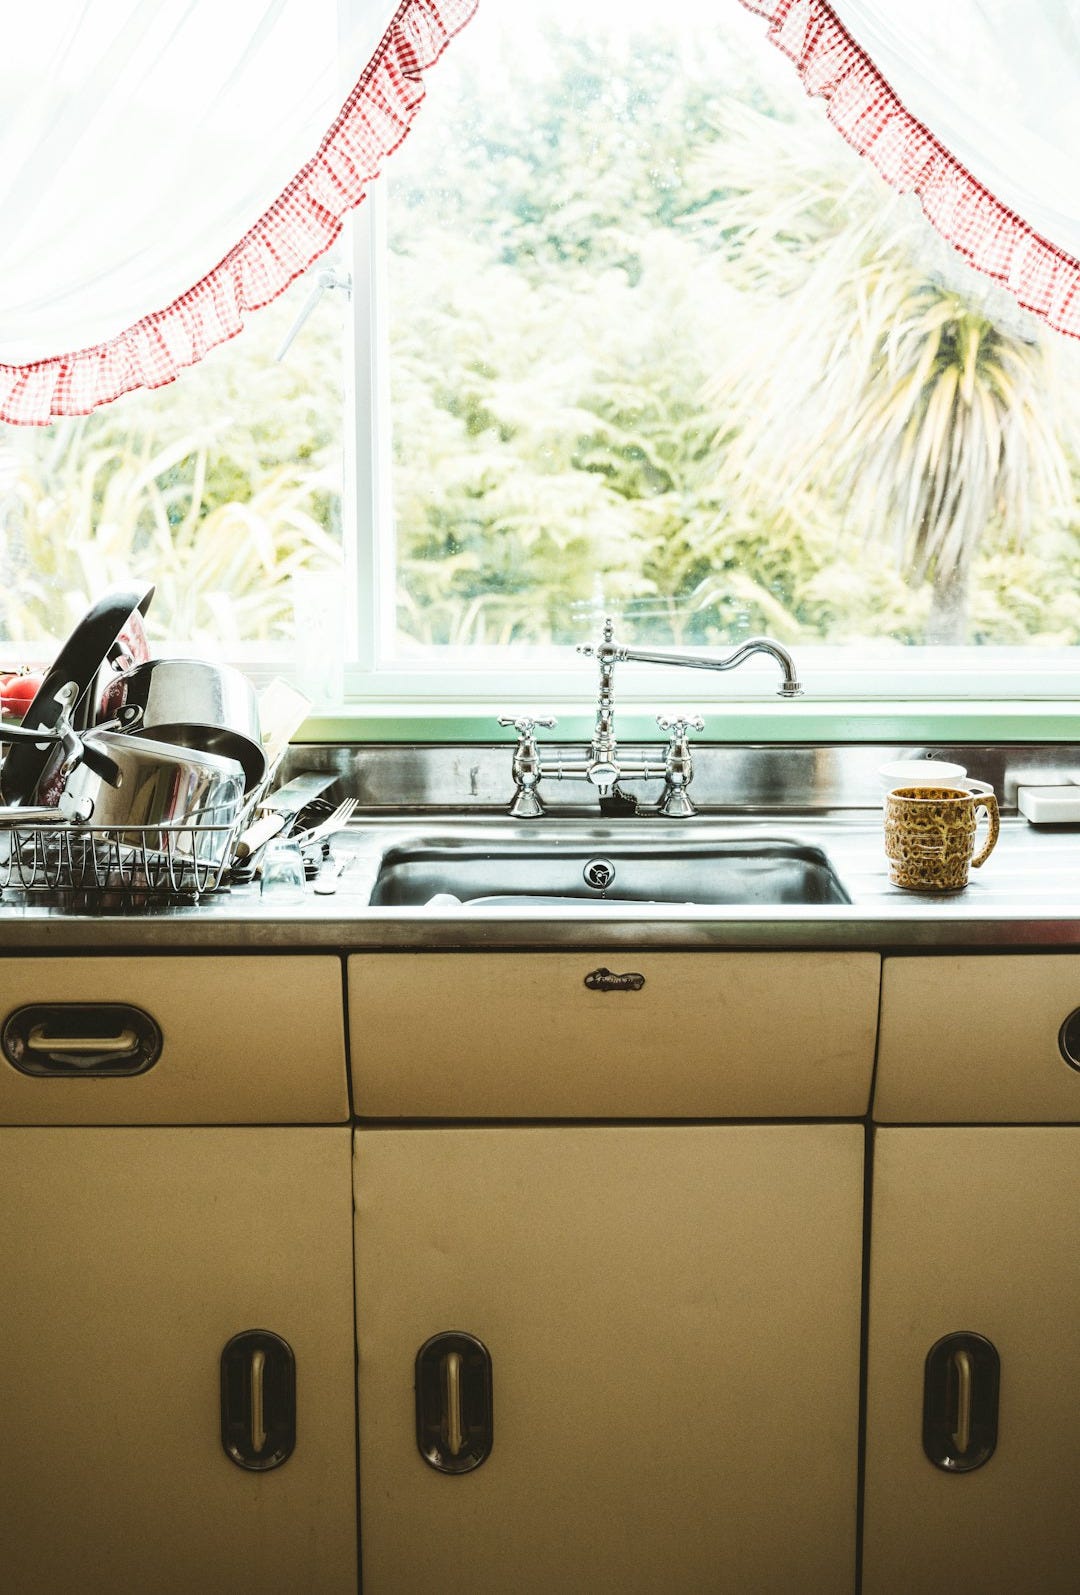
[2, 809, 1079, 952]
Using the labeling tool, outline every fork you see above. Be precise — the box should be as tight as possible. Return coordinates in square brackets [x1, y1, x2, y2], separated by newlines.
[290, 797, 357, 850]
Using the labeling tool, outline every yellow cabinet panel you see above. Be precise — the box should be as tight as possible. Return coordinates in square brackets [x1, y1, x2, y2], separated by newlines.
[348, 951, 879, 1117]
[0, 956, 349, 1123]
[864, 1128, 1080, 1593]
[875, 954, 1080, 1122]
[355, 1123, 863, 1594]
[0, 1127, 357, 1594]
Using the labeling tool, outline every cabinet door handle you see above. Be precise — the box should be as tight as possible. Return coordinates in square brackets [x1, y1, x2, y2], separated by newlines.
[250, 1349, 267, 1456]
[444, 1350, 464, 1458]
[221, 1330, 295, 1471]
[951, 1346, 973, 1457]
[416, 1331, 493, 1474]
[923, 1331, 999, 1472]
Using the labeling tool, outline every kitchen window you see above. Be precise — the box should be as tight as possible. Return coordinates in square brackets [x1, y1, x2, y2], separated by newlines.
[3, 0, 1079, 714]
[0, 269, 347, 662]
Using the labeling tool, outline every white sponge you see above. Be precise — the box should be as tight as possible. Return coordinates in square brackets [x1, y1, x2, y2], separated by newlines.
[1017, 786, 1080, 824]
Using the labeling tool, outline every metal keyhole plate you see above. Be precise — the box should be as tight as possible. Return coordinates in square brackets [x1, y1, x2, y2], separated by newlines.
[583, 858, 615, 891]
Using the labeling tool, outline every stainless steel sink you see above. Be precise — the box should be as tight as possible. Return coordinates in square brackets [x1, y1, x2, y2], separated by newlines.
[370, 834, 851, 907]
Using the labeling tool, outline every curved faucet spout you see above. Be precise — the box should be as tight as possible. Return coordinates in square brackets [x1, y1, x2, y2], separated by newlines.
[605, 635, 802, 697]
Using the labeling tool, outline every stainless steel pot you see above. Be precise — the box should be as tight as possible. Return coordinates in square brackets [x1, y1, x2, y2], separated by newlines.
[99, 660, 265, 793]
[59, 733, 247, 859]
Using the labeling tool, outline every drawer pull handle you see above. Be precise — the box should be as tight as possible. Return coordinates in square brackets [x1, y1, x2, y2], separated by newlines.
[923, 1331, 999, 1472]
[584, 968, 645, 992]
[2, 1003, 162, 1076]
[220, 1330, 295, 1471]
[416, 1331, 493, 1474]
[26, 1024, 139, 1057]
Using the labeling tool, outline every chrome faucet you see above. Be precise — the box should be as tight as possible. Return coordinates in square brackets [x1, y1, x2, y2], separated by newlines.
[498, 617, 802, 817]
[581, 620, 802, 700]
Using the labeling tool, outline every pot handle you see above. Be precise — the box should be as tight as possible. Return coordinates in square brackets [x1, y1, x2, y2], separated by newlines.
[0, 702, 140, 746]
[78, 735, 123, 789]
[0, 722, 69, 746]
[1, 713, 133, 790]
[1, 717, 86, 782]
[75, 705, 142, 790]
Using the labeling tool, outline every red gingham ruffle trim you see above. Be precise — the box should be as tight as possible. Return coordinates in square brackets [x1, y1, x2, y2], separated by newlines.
[0, 0, 479, 425]
[738, 0, 1080, 340]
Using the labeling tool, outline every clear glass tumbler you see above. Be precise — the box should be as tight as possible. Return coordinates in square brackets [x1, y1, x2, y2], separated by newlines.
[260, 838, 307, 901]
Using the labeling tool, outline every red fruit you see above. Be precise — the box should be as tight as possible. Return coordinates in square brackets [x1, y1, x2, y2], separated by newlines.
[0, 669, 46, 719]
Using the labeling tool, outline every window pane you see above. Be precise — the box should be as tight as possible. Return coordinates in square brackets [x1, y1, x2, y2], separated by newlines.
[386, 0, 1080, 661]
[0, 267, 345, 654]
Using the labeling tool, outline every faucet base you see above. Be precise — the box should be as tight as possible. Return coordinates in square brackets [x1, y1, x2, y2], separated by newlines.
[508, 788, 545, 818]
[658, 788, 697, 818]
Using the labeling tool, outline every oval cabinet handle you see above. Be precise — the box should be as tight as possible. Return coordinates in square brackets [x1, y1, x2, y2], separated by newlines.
[1058, 1007, 1080, 1070]
[221, 1330, 296, 1471]
[416, 1331, 493, 1474]
[923, 1331, 999, 1472]
[2, 1003, 162, 1076]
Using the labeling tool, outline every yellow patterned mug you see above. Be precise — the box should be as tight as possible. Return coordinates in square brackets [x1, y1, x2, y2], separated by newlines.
[884, 785, 1000, 892]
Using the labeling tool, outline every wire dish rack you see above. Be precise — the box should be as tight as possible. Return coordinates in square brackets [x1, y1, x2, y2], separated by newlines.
[0, 794, 260, 904]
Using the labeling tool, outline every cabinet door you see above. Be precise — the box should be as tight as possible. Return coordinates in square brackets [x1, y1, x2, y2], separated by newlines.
[0, 1128, 357, 1595]
[864, 1129, 1080, 1594]
[355, 1124, 863, 1595]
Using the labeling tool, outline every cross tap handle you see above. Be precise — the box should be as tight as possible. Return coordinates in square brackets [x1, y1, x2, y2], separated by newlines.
[497, 716, 557, 737]
[657, 714, 705, 739]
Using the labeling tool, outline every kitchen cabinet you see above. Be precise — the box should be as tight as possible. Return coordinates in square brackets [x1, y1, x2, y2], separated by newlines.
[863, 1128, 1080, 1594]
[26, 933, 1080, 1594]
[866, 955, 1080, 1590]
[0, 1126, 357, 1595]
[354, 1122, 864, 1595]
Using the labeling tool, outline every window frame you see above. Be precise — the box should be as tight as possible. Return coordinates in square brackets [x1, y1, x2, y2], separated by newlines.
[343, 189, 1080, 718]
[338, 8, 1080, 723]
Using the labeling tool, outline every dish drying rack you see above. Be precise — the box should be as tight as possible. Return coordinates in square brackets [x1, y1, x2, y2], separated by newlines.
[0, 790, 263, 903]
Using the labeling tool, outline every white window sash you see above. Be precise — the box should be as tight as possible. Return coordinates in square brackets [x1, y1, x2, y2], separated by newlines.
[334, 5, 1080, 712]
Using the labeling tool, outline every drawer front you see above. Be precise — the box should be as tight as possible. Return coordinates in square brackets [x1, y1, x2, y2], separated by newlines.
[876, 954, 1080, 1123]
[0, 957, 348, 1124]
[348, 951, 879, 1118]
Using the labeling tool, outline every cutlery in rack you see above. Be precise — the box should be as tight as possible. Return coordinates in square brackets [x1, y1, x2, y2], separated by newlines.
[292, 797, 357, 851]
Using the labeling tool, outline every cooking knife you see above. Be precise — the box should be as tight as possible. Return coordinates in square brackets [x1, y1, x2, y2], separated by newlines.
[262, 770, 338, 815]
[233, 770, 338, 860]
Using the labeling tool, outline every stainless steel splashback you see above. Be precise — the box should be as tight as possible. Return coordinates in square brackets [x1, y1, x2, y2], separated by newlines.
[279, 742, 1080, 814]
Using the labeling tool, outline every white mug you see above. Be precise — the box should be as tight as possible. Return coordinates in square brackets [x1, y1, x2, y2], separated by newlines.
[878, 759, 993, 801]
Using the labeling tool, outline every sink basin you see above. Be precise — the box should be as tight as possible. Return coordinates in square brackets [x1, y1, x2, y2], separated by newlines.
[370, 835, 850, 907]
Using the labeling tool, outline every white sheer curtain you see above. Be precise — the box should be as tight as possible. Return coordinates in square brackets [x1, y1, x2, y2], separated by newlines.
[0, 0, 476, 420]
[741, 0, 1080, 339]
[829, 0, 1080, 264]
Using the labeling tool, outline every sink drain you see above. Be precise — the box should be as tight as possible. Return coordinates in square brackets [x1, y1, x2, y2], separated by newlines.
[583, 857, 616, 891]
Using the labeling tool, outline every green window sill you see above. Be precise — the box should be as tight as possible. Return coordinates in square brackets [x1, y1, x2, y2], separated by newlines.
[298, 700, 1080, 745]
